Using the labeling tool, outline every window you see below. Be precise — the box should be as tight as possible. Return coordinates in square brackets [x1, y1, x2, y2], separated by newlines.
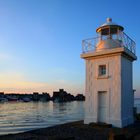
[99, 65, 106, 76]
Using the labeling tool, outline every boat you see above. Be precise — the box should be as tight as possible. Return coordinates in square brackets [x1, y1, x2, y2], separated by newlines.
[22, 97, 31, 102]
[0, 97, 8, 103]
[7, 96, 18, 102]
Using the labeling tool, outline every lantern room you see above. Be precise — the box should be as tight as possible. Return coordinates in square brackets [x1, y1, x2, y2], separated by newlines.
[96, 18, 124, 38]
[82, 18, 136, 54]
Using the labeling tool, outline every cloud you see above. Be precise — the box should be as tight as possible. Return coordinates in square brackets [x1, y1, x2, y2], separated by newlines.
[0, 72, 51, 93]
[0, 53, 12, 61]
[0, 72, 84, 95]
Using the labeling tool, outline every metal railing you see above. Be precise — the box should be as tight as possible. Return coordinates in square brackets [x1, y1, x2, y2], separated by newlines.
[82, 32, 136, 54]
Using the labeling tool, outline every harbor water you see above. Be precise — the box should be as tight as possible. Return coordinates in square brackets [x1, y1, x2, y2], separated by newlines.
[0, 99, 140, 135]
[0, 101, 84, 135]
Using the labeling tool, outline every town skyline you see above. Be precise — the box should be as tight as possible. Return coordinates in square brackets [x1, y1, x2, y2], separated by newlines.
[0, 0, 140, 97]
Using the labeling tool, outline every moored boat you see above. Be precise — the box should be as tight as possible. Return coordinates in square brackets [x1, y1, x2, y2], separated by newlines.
[7, 96, 18, 102]
[0, 97, 8, 103]
[22, 97, 31, 102]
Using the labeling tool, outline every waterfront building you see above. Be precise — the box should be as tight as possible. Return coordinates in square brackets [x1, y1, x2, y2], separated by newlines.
[81, 18, 137, 127]
[33, 92, 39, 101]
[52, 89, 75, 102]
[0, 92, 4, 98]
[41, 92, 50, 101]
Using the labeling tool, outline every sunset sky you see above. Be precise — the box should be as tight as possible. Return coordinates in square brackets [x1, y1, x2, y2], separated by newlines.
[0, 0, 140, 96]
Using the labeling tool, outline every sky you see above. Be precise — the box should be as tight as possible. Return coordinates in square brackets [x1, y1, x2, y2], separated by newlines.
[0, 0, 140, 96]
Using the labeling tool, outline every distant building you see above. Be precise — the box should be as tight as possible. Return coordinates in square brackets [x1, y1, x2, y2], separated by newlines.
[0, 92, 4, 97]
[75, 94, 85, 101]
[33, 92, 39, 101]
[41, 92, 50, 101]
[0, 92, 4, 94]
[81, 18, 137, 127]
[52, 89, 74, 102]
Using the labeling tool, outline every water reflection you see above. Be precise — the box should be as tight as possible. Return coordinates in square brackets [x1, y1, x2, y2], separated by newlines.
[0, 101, 84, 135]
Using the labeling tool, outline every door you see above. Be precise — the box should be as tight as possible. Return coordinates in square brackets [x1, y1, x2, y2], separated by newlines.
[98, 91, 107, 123]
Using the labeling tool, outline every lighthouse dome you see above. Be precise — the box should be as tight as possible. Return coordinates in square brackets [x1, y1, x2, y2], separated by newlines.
[96, 18, 124, 34]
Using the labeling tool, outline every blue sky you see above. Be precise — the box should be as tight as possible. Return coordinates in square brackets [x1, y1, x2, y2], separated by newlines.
[0, 0, 140, 96]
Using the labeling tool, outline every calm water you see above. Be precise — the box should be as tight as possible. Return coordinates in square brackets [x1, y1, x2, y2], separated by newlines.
[0, 101, 84, 135]
[134, 98, 140, 113]
[0, 99, 140, 135]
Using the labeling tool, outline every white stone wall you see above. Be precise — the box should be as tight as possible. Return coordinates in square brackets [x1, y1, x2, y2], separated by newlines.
[121, 56, 134, 127]
[84, 54, 133, 127]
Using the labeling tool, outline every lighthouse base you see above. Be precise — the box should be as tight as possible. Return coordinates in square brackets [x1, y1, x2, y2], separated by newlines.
[109, 117, 133, 127]
[84, 116, 134, 128]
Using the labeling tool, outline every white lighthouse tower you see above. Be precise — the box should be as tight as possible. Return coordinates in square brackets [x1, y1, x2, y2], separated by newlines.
[81, 18, 137, 127]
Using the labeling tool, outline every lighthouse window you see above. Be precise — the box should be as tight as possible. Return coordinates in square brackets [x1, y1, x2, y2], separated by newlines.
[99, 65, 106, 76]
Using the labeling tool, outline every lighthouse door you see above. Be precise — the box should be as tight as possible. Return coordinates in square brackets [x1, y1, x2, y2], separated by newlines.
[98, 91, 107, 123]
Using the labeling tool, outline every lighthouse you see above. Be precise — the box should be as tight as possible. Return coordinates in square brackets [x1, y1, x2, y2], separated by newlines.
[81, 18, 137, 127]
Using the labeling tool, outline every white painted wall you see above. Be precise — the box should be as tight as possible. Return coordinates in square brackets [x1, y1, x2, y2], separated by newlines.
[84, 52, 134, 127]
[121, 56, 134, 127]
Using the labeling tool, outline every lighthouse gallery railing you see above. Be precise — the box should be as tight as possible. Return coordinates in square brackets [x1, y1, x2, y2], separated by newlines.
[82, 32, 136, 54]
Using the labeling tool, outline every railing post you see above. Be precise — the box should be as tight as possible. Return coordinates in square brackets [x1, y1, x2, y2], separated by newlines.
[82, 40, 85, 53]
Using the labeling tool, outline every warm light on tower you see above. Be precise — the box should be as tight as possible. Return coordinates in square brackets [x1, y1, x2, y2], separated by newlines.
[81, 18, 137, 127]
